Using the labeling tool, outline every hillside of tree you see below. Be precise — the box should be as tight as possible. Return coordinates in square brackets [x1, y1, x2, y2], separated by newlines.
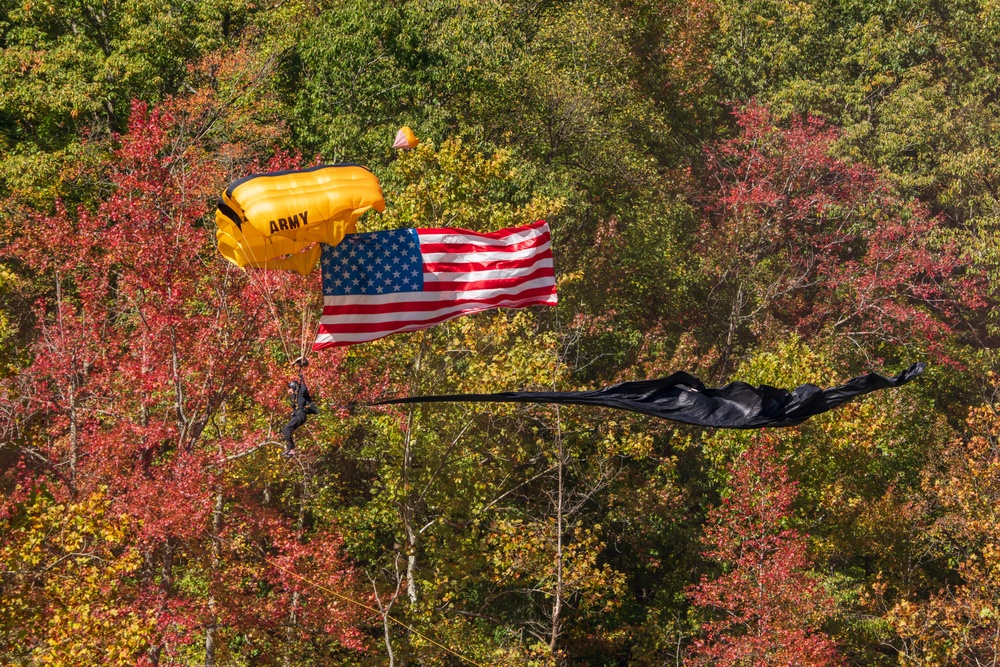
[3, 0, 1000, 664]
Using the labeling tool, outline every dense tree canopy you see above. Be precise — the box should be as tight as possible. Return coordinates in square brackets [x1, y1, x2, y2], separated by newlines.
[2, 0, 999, 665]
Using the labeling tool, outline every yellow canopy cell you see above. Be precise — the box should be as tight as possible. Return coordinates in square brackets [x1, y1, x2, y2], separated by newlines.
[215, 164, 385, 275]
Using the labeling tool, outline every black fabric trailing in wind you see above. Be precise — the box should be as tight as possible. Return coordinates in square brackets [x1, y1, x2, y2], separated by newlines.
[374, 363, 926, 428]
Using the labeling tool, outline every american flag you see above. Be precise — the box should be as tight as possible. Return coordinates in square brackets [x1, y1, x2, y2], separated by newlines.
[313, 220, 557, 349]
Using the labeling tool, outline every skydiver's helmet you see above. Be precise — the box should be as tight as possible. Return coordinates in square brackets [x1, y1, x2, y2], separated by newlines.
[288, 380, 300, 391]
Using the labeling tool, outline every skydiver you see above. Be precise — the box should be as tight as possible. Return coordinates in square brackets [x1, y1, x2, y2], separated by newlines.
[282, 362, 318, 457]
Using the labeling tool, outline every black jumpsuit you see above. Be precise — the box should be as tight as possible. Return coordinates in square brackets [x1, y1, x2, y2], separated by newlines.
[282, 383, 317, 453]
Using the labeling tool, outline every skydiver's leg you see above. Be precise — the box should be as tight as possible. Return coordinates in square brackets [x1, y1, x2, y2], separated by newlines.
[282, 411, 307, 455]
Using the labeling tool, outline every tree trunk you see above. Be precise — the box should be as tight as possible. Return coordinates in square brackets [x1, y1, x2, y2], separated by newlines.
[550, 406, 565, 656]
[149, 539, 175, 666]
[400, 336, 426, 605]
[401, 423, 419, 605]
[205, 491, 223, 666]
[284, 465, 309, 666]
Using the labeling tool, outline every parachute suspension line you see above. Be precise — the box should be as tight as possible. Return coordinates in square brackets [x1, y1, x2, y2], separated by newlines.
[259, 550, 487, 667]
[231, 209, 298, 362]
[236, 229, 314, 368]
[298, 301, 312, 366]
[238, 234, 299, 363]
[241, 266, 292, 361]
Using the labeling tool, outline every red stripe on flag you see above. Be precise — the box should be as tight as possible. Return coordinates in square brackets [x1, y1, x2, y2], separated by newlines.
[423, 255, 549, 273]
[417, 232, 550, 255]
[421, 267, 555, 292]
[322, 284, 558, 317]
[314, 296, 558, 347]
[317, 294, 558, 335]
[416, 220, 548, 237]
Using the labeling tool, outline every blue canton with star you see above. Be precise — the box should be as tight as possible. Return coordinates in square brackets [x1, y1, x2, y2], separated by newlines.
[320, 228, 424, 296]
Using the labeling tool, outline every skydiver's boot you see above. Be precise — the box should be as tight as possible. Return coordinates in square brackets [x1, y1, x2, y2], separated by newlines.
[282, 410, 306, 457]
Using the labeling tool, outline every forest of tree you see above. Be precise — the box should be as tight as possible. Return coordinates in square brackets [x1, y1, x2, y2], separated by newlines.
[3, 0, 1000, 664]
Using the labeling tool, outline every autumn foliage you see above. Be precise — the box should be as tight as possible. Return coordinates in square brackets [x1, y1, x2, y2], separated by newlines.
[697, 102, 982, 361]
[889, 398, 1000, 666]
[3, 1, 1000, 665]
[0, 102, 364, 665]
[688, 439, 842, 666]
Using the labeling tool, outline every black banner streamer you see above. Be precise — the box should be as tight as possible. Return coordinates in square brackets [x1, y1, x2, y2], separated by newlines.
[374, 363, 926, 429]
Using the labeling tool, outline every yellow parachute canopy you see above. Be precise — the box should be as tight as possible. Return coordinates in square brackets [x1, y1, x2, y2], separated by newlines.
[216, 164, 385, 275]
[392, 126, 419, 149]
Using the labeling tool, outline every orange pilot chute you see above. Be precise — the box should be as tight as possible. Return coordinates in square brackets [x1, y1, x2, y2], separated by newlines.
[392, 126, 419, 150]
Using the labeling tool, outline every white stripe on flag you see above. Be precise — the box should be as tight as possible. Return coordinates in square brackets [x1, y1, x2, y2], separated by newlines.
[315, 294, 558, 344]
[419, 242, 551, 264]
[321, 276, 558, 308]
[321, 285, 558, 327]
[423, 257, 554, 283]
[417, 225, 547, 247]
